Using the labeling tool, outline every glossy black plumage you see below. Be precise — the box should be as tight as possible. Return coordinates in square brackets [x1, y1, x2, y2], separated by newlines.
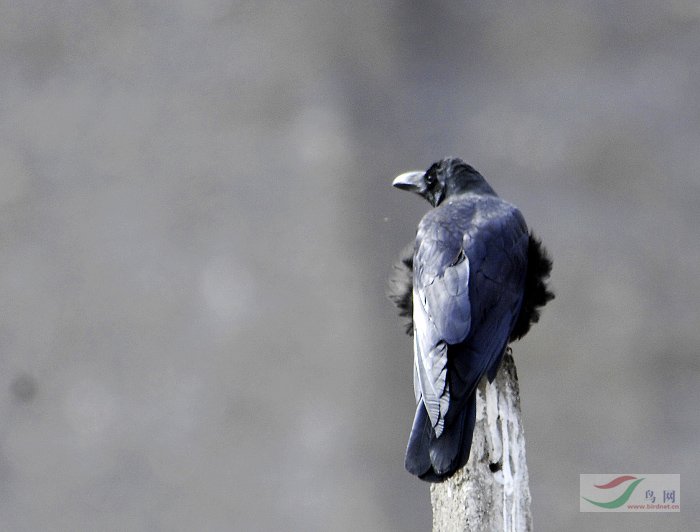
[389, 158, 553, 482]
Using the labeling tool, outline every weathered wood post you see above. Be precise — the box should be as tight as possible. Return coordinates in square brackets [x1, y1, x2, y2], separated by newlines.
[430, 350, 533, 532]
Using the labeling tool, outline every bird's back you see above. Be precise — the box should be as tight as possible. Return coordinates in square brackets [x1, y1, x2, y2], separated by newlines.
[407, 193, 530, 480]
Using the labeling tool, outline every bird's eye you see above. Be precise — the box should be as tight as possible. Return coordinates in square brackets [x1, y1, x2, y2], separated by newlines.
[426, 171, 437, 187]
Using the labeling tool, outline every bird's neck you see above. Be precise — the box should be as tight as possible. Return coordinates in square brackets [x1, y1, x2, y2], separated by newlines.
[446, 181, 498, 199]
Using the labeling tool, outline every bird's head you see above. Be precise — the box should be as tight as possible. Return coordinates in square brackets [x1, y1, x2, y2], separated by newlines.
[392, 157, 495, 206]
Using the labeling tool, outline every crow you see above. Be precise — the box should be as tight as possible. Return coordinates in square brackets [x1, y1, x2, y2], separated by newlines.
[388, 157, 553, 482]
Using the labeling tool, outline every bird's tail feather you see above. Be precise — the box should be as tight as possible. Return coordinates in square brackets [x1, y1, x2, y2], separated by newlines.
[405, 401, 433, 477]
[405, 394, 477, 482]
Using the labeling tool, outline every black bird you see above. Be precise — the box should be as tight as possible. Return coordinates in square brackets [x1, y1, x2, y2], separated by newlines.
[388, 158, 553, 482]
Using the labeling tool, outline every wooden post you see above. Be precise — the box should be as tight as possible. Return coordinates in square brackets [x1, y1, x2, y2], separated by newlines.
[430, 351, 533, 532]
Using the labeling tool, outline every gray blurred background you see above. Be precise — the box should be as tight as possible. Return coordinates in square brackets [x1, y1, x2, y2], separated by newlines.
[1, 1, 698, 531]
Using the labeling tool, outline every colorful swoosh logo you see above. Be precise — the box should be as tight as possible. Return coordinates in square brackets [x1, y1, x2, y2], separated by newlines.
[582, 476, 645, 509]
[594, 475, 638, 489]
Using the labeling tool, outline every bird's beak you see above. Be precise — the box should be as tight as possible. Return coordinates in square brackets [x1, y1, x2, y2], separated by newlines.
[392, 171, 426, 193]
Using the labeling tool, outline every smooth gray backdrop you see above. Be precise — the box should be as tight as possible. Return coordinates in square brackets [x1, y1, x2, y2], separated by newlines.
[1, 1, 698, 531]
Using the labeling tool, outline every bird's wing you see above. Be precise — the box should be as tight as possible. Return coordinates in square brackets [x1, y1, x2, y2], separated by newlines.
[450, 206, 529, 403]
[412, 220, 471, 437]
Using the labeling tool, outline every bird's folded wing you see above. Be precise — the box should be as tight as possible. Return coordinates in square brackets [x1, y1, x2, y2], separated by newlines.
[413, 234, 471, 438]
